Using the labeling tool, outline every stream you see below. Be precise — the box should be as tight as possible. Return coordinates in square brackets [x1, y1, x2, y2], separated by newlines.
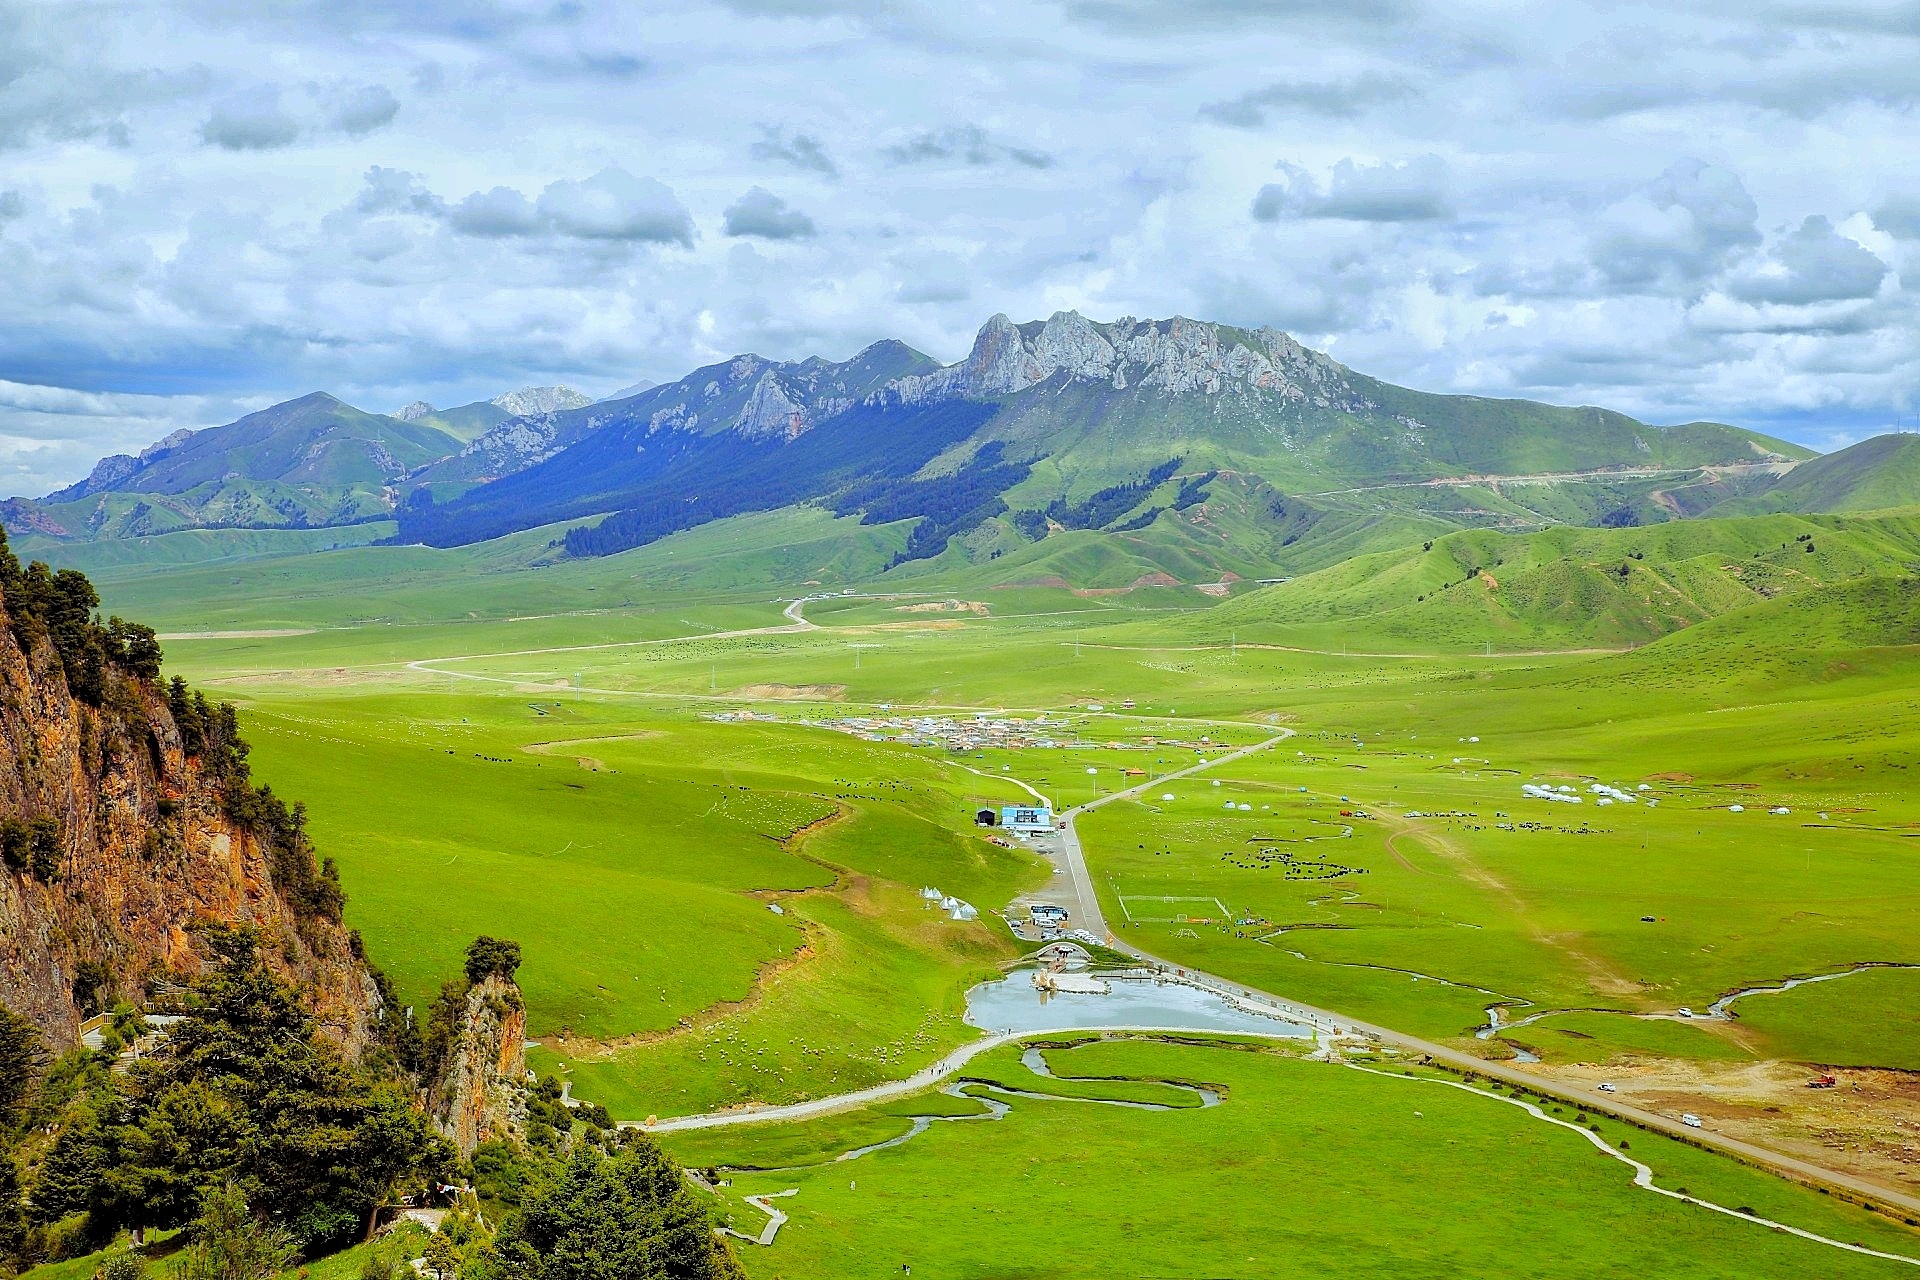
[1703, 963, 1920, 1019]
[1469, 963, 1920, 1056]
[754, 1043, 1225, 1168]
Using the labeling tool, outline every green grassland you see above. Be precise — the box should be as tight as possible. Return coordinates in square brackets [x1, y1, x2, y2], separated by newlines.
[1077, 683, 1920, 1057]
[687, 1037, 1919, 1279]
[1202, 510, 1920, 650]
[1729, 968, 1920, 1071]
[131, 546, 1920, 1086]
[65, 506, 1920, 1274]
[223, 686, 1050, 1116]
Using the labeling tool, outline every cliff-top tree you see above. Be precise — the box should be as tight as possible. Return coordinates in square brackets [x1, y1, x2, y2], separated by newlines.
[0, 528, 162, 703]
[464, 937, 522, 985]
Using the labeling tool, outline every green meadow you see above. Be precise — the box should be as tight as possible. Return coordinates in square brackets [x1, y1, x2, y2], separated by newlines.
[77, 509, 1920, 1271]
[675, 1037, 1920, 1279]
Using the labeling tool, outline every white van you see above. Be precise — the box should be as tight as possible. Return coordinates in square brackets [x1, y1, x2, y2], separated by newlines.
[1681, 1114, 1703, 1129]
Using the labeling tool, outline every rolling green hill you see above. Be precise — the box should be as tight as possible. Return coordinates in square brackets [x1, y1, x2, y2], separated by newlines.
[402, 398, 512, 442]
[1707, 433, 1920, 516]
[1201, 511, 1920, 649]
[1582, 571, 1920, 694]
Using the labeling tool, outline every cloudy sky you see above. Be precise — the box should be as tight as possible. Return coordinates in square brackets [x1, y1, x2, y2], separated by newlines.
[2, 0, 1917, 495]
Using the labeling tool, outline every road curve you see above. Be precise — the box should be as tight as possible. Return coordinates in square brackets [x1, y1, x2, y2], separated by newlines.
[625, 1022, 1305, 1134]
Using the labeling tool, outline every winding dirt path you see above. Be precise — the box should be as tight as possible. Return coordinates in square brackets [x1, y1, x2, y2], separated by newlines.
[1372, 808, 1642, 997]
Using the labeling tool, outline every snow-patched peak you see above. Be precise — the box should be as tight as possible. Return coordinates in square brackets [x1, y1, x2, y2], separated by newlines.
[888, 311, 1367, 410]
[491, 386, 592, 416]
[393, 401, 436, 420]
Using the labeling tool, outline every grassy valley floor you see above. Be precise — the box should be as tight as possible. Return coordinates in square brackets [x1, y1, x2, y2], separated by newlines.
[93, 534, 1920, 1274]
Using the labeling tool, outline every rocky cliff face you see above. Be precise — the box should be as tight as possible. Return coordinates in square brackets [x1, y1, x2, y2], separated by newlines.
[430, 973, 528, 1157]
[0, 608, 378, 1053]
[422, 410, 597, 484]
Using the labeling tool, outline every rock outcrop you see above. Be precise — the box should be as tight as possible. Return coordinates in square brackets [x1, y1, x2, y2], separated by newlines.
[0, 576, 378, 1053]
[429, 972, 528, 1156]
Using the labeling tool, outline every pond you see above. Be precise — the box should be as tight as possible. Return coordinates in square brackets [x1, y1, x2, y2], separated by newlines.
[965, 970, 1315, 1038]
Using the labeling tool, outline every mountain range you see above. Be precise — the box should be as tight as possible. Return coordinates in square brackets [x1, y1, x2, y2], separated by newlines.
[7, 312, 1918, 583]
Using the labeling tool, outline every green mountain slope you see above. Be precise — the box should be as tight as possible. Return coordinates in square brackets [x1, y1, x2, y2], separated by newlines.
[5, 393, 464, 540]
[926, 317, 1805, 514]
[405, 399, 512, 442]
[1707, 433, 1920, 516]
[1201, 511, 1920, 650]
[1554, 572, 1920, 702]
[3, 312, 1835, 589]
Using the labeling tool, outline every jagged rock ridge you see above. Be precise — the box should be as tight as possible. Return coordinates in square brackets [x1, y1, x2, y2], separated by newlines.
[491, 386, 591, 417]
[890, 311, 1370, 410]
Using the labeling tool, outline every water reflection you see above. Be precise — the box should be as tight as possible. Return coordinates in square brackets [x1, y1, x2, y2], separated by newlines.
[966, 970, 1314, 1038]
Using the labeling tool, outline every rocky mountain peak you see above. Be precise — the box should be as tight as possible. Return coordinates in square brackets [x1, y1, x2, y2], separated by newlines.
[886, 310, 1368, 410]
[394, 400, 436, 421]
[491, 386, 592, 416]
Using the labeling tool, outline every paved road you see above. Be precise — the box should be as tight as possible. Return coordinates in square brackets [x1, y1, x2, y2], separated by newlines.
[1300, 460, 1792, 498]
[1047, 730, 1293, 940]
[627, 1020, 1307, 1134]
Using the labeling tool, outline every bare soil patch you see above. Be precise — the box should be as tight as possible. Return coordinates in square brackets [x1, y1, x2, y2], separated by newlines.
[895, 600, 989, 615]
[524, 732, 664, 772]
[1543, 1058, 1920, 1198]
[733, 683, 849, 700]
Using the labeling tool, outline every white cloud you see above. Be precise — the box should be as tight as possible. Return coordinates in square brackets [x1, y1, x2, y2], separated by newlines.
[200, 88, 301, 150]
[1252, 156, 1452, 222]
[722, 187, 816, 239]
[331, 83, 400, 136]
[0, 0, 1917, 495]
[536, 168, 694, 244]
[1727, 215, 1887, 306]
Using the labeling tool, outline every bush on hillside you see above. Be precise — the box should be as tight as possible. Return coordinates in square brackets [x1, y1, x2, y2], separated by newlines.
[486, 1138, 745, 1280]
